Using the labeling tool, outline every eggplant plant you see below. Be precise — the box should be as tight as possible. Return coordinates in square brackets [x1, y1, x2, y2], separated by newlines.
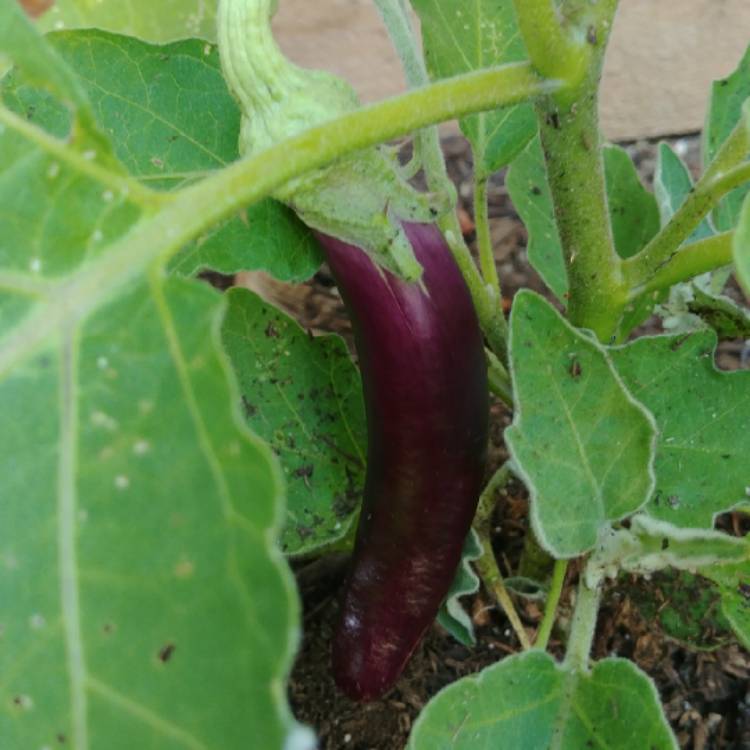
[1, 0, 750, 748]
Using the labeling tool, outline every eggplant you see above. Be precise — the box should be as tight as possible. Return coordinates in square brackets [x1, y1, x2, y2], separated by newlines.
[318, 222, 489, 702]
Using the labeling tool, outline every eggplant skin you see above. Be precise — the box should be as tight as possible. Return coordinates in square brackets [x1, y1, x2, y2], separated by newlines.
[318, 222, 489, 702]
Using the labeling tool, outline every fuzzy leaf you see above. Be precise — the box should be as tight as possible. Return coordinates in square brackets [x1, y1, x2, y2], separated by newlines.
[701, 562, 750, 649]
[505, 135, 568, 302]
[654, 143, 714, 241]
[603, 144, 660, 260]
[221, 288, 366, 556]
[703, 45, 750, 232]
[437, 529, 483, 646]
[0, 26, 304, 748]
[411, 0, 535, 175]
[408, 651, 677, 749]
[611, 331, 750, 528]
[11, 29, 324, 283]
[505, 291, 656, 558]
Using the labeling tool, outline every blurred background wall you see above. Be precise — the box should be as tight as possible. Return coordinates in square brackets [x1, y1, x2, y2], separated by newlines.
[272, 0, 750, 141]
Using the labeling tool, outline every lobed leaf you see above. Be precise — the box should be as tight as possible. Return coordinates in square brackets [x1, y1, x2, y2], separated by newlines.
[436, 529, 483, 647]
[0, 25, 305, 749]
[505, 135, 568, 302]
[611, 330, 750, 528]
[505, 291, 657, 558]
[408, 651, 677, 749]
[221, 288, 366, 556]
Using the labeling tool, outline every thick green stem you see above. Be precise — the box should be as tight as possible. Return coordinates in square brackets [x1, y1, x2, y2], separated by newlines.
[624, 117, 750, 290]
[535, 559, 568, 651]
[473, 465, 531, 649]
[563, 575, 601, 671]
[632, 232, 735, 298]
[533, 0, 627, 341]
[0, 65, 560, 375]
[512, 0, 590, 86]
[474, 176, 500, 294]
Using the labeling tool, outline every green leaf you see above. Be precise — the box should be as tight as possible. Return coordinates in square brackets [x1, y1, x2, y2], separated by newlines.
[40, 0, 218, 43]
[603, 144, 660, 260]
[437, 529, 483, 646]
[654, 143, 714, 241]
[408, 651, 677, 749]
[611, 330, 750, 528]
[4, 29, 322, 282]
[411, 0, 535, 175]
[173, 201, 323, 282]
[221, 288, 366, 556]
[623, 569, 733, 649]
[506, 135, 568, 302]
[505, 291, 656, 558]
[703, 44, 750, 231]
[0, 27, 304, 748]
[701, 562, 750, 649]
[735, 190, 750, 295]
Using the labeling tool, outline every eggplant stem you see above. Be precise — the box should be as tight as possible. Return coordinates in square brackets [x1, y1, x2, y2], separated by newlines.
[534, 558, 568, 650]
[474, 176, 501, 296]
[473, 465, 532, 650]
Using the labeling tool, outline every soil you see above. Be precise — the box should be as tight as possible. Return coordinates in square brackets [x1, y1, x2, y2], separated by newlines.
[231, 134, 750, 749]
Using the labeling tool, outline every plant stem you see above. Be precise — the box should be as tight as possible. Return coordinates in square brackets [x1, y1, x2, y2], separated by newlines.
[374, 0, 508, 355]
[485, 348, 513, 406]
[535, 559, 568, 650]
[472, 464, 532, 650]
[632, 231, 735, 298]
[512, 0, 589, 86]
[532, 0, 627, 341]
[0, 64, 559, 376]
[624, 117, 750, 290]
[474, 176, 501, 295]
[563, 574, 601, 671]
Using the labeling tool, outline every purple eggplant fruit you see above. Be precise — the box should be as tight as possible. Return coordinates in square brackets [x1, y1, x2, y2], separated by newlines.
[317, 221, 488, 702]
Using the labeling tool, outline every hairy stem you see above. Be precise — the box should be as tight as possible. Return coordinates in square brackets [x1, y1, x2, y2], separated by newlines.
[473, 464, 531, 650]
[474, 176, 500, 294]
[532, 0, 627, 340]
[563, 574, 601, 671]
[632, 232, 735, 298]
[512, 0, 589, 86]
[624, 116, 750, 290]
[486, 348, 513, 406]
[535, 559, 568, 650]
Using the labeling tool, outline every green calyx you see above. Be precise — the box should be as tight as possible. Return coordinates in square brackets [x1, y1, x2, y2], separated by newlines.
[218, 0, 443, 280]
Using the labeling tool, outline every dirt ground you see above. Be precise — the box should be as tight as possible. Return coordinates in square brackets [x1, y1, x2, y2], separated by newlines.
[230, 134, 750, 750]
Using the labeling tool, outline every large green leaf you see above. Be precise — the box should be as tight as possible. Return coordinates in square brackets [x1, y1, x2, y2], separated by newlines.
[408, 651, 677, 749]
[40, 0, 218, 43]
[505, 135, 567, 302]
[222, 288, 366, 556]
[703, 45, 750, 232]
[0, 20, 305, 749]
[3, 29, 322, 282]
[611, 330, 750, 528]
[505, 291, 656, 558]
[411, 0, 535, 175]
